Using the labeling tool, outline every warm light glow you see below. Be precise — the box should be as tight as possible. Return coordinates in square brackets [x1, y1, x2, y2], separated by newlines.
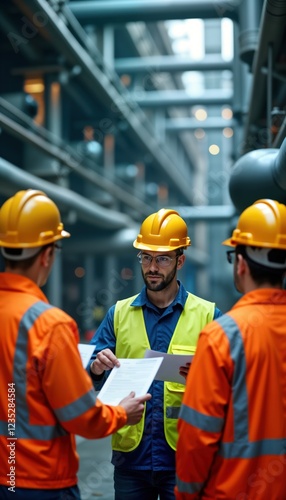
[194, 108, 208, 121]
[209, 144, 220, 155]
[221, 107, 233, 119]
[120, 74, 131, 87]
[24, 80, 45, 93]
[24, 77, 45, 125]
[194, 128, 205, 139]
[121, 268, 134, 280]
[75, 267, 85, 278]
[223, 127, 234, 138]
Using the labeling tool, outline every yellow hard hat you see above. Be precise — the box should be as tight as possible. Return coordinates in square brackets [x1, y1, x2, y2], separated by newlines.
[222, 199, 286, 249]
[133, 208, 191, 251]
[0, 189, 70, 248]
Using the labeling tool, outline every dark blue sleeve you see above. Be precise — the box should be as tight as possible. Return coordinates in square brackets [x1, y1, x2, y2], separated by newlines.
[87, 304, 116, 389]
[213, 306, 223, 319]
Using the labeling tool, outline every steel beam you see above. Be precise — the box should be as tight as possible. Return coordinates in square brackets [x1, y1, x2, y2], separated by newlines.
[165, 117, 236, 131]
[114, 55, 232, 74]
[172, 205, 236, 220]
[69, 0, 240, 24]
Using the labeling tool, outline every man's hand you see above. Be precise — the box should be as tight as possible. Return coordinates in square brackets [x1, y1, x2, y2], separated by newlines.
[90, 349, 120, 375]
[179, 362, 191, 380]
[118, 392, 152, 425]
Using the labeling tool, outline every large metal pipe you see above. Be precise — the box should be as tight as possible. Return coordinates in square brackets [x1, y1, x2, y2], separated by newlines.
[69, 0, 240, 24]
[0, 157, 135, 229]
[114, 55, 232, 74]
[229, 138, 286, 212]
[237, 0, 263, 66]
[134, 89, 233, 108]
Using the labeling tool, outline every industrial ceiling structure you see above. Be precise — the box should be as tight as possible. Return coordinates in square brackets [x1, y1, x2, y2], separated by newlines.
[0, 0, 286, 334]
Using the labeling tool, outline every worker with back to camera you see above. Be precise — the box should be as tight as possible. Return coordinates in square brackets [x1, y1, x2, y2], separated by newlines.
[88, 208, 222, 500]
[175, 198, 286, 500]
[0, 189, 151, 500]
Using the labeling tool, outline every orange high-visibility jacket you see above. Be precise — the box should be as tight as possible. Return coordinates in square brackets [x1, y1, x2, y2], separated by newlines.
[0, 273, 127, 490]
[175, 288, 286, 500]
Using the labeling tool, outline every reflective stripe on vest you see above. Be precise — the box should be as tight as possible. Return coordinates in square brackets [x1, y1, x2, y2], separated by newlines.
[217, 314, 286, 459]
[179, 314, 286, 460]
[112, 293, 215, 452]
[0, 301, 97, 440]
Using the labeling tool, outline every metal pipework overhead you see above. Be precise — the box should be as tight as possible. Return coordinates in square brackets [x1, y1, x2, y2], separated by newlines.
[64, 228, 209, 266]
[13, 0, 194, 203]
[114, 55, 233, 74]
[242, 0, 286, 153]
[133, 90, 233, 108]
[69, 0, 240, 24]
[0, 157, 136, 230]
[229, 138, 286, 213]
[0, 103, 152, 216]
[165, 118, 236, 132]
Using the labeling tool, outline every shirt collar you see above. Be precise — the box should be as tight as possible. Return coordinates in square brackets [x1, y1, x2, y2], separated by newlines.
[131, 280, 188, 309]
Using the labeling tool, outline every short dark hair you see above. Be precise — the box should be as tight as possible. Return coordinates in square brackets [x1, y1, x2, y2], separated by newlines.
[236, 245, 286, 286]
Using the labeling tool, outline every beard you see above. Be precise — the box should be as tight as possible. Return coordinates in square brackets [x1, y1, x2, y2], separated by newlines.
[142, 265, 177, 292]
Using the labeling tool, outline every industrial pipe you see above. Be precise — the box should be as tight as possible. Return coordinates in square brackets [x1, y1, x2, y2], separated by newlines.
[114, 55, 232, 74]
[134, 89, 233, 108]
[242, 0, 286, 153]
[229, 137, 286, 212]
[0, 157, 136, 230]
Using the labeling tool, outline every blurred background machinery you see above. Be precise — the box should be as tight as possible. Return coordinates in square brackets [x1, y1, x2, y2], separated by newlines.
[0, 0, 285, 337]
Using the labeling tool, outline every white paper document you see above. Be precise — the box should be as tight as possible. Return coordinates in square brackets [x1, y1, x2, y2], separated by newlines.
[144, 349, 194, 385]
[97, 357, 163, 406]
[78, 343, 95, 368]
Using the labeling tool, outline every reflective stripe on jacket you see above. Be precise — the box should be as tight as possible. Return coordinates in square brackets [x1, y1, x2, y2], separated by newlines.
[175, 288, 286, 500]
[112, 292, 215, 452]
[0, 273, 127, 490]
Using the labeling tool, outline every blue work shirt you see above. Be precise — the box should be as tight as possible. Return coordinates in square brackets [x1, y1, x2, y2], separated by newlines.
[88, 281, 222, 471]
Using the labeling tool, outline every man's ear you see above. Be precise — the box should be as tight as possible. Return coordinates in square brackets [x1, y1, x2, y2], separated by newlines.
[40, 246, 54, 268]
[177, 254, 185, 270]
[236, 254, 248, 276]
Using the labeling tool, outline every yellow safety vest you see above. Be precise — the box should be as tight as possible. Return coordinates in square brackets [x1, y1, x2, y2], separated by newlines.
[112, 292, 215, 452]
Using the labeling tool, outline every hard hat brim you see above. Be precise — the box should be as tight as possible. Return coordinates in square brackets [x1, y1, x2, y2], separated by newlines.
[221, 237, 236, 247]
[133, 239, 190, 251]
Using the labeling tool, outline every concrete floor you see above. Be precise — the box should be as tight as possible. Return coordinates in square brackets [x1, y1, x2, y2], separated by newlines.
[76, 435, 115, 500]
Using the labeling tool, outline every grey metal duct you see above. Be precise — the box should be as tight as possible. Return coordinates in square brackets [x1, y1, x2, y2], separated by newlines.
[0, 157, 136, 229]
[134, 90, 233, 108]
[229, 137, 286, 212]
[242, 0, 286, 153]
[13, 0, 194, 203]
[114, 55, 232, 74]
[69, 0, 240, 24]
[237, 0, 263, 66]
